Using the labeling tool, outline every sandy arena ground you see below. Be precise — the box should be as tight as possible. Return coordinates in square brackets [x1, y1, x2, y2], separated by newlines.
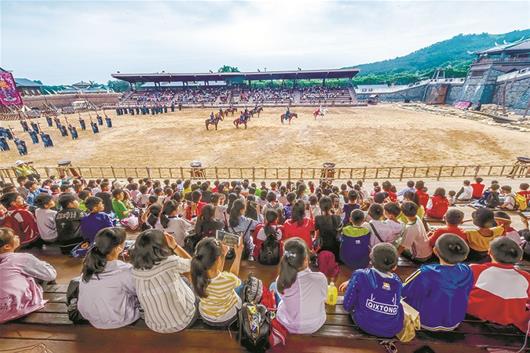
[1, 104, 528, 167]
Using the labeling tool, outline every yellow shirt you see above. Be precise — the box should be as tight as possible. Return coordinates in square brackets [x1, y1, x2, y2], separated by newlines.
[397, 206, 425, 224]
[199, 272, 241, 320]
[465, 226, 504, 252]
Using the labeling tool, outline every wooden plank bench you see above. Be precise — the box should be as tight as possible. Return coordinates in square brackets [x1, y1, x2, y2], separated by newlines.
[13, 284, 526, 350]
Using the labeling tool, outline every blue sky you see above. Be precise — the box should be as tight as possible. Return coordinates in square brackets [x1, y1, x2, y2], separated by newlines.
[1, 0, 529, 85]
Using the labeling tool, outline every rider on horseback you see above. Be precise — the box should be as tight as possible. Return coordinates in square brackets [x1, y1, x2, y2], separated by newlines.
[285, 107, 290, 120]
[210, 112, 215, 122]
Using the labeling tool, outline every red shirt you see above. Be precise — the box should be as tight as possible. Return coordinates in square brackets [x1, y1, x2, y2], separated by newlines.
[426, 195, 449, 219]
[185, 201, 207, 220]
[428, 225, 468, 247]
[471, 183, 485, 199]
[387, 191, 397, 202]
[467, 262, 530, 333]
[282, 218, 315, 249]
[518, 190, 530, 203]
[416, 188, 429, 209]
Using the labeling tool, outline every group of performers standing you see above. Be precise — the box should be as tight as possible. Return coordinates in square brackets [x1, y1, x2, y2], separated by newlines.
[115, 102, 182, 116]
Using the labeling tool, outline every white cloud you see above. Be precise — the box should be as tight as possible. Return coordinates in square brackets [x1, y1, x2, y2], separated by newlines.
[1, 0, 528, 84]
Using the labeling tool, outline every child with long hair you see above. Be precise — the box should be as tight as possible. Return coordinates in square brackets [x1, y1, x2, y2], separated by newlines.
[78, 227, 140, 329]
[191, 237, 244, 326]
[227, 199, 257, 260]
[272, 237, 327, 334]
[254, 209, 283, 259]
[131, 229, 196, 333]
[155, 200, 193, 246]
[314, 196, 342, 260]
[283, 200, 315, 249]
[0, 227, 57, 323]
[194, 204, 224, 239]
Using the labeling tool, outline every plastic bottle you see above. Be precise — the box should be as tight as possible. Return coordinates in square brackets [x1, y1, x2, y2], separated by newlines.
[326, 282, 338, 306]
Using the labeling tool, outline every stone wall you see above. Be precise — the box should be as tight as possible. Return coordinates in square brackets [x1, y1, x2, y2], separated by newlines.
[492, 75, 530, 113]
[22, 93, 120, 109]
[459, 67, 504, 104]
[445, 85, 464, 105]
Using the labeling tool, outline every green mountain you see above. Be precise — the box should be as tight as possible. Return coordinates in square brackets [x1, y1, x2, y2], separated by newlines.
[348, 29, 530, 85]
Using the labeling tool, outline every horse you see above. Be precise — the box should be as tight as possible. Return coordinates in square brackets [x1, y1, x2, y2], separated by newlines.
[233, 115, 248, 129]
[226, 107, 238, 116]
[313, 107, 328, 119]
[205, 113, 223, 131]
[280, 112, 297, 125]
[249, 106, 263, 118]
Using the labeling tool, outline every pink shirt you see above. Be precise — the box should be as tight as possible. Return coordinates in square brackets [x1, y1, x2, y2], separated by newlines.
[0, 252, 57, 323]
[276, 268, 327, 334]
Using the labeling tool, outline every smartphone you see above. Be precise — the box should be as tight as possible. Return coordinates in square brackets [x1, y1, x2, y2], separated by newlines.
[216, 230, 240, 247]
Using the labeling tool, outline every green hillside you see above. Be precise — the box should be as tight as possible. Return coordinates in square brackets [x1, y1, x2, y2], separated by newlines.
[348, 29, 530, 85]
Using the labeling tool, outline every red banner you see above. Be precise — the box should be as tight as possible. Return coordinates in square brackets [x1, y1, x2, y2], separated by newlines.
[0, 72, 22, 106]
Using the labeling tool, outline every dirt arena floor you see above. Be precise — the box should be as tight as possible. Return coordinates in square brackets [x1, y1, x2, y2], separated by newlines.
[2, 104, 529, 167]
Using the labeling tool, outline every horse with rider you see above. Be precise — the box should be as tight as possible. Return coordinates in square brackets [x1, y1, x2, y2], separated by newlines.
[205, 111, 223, 130]
[280, 107, 297, 125]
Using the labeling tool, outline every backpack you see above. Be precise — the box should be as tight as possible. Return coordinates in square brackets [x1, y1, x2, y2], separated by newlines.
[258, 230, 281, 266]
[241, 274, 264, 304]
[66, 277, 88, 324]
[514, 194, 528, 211]
[238, 303, 271, 353]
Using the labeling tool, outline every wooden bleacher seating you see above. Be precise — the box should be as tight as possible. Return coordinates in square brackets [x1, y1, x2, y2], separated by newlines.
[14, 284, 525, 350]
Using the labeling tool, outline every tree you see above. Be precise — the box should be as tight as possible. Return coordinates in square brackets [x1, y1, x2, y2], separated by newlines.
[217, 65, 240, 73]
[107, 80, 131, 92]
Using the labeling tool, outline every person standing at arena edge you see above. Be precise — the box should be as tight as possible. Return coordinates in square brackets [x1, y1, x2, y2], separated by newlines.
[79, 116, 86, 130]
[105, 115, 112, 128]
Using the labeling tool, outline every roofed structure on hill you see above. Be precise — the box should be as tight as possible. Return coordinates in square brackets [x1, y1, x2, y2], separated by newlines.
[111, 68, 360, 86]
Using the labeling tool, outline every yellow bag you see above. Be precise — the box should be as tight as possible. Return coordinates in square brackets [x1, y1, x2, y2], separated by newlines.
[396, 300, 421, 342]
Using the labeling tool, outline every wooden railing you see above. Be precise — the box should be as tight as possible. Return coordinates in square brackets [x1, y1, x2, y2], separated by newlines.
[0, 164, 524, 184]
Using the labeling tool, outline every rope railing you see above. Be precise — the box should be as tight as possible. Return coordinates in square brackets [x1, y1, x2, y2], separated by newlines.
[0, 164, 525, 184]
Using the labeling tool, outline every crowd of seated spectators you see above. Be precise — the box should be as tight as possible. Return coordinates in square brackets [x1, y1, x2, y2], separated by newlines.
[0, 174, 528, 346]
[299, 86, 351, 104]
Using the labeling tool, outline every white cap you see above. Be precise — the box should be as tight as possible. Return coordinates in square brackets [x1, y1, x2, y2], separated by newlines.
[15, 160, 25, 166]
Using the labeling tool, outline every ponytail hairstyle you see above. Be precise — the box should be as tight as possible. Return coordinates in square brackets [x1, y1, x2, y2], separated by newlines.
[319, 195, 332, 215]
[195, 204, 215, 235]
[191, 238, 222, 298]
[229, 199, 245, 228]
[291, 200, 306, 226]
[245, 200, 258, 221]
[264, 209, 279, 238]
[403, 190, 420, 206]
[226, 192, 238, 214]
[160, 200, 178, 229]
[82, 227, 126, 282]
[277, 237, 309, 294]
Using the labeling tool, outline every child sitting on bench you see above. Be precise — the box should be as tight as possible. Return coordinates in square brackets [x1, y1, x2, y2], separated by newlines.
[426, 187, 449, 220]
[78, 227, 140, 329]
[465, 208, 504, 262]
[398, 202, 433, 263]
[467, 237, 529, 333]
[403, 233, 473, 331]
[340, 243, 404, 338]
[0, 227, 57, 323]
[428, 208, 468, 247]
[80, 197, 114, 244]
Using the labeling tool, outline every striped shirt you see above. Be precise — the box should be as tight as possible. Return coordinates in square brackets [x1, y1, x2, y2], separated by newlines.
[199, 272, 242, 322]
[132, 256, 196, 333]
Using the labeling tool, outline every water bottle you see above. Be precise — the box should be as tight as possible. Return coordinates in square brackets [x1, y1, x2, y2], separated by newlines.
[326, 282, 338, 306]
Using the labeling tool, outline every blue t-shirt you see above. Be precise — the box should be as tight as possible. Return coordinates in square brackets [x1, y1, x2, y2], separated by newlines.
[343, 268, 404, 338]
[402, 263, 473, 331]
[80, 212, 114, 243]
[342, 203, 360, 225]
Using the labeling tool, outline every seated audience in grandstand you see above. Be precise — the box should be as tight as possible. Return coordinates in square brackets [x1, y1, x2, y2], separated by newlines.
[398, 202, 433, 262]
[210, 193, 227, 223]
[283, 200, 314, 249]
[366, 203, 404, 248]
[131, 229, 196, 333]
[308, 194, 321, 218]
[283, 192, 296, 220]
[111, 189, 130, 220]
[397, 180, 415, 198]
[185, 190, 206, 220]
[262, 191, 284, 222]
[155, 200, 193, 247]
[192, 237, 244, 327]
[0, 192, 39, 247]
[499, 185, 516, 210]
[471, 177, 485, 199]
[518, 182, 530, 205]
[381, 181, 397, 203]
[428, 208, 467, 247]
[226, 199, 257, 260]
[340, 209, 371, 270]
[426, 188, 449, 220]
[80, 197, 114, 244]
[34, 194, 58, 243]
[403, 234, 473, 331]
[78, 190, 91, 212]
[272, 238, 327, 334]
[341, 243, 404, 338]
[16, 176, 29, 199]
[467, 237, 529, 333]
[79, 227, 141, 329]
[493, 211, 523, 244]
[465, 208, 504, 262]
[0, 227, 57, 324]
[415, 181, 429, 209]
[342, 190, 360, 226]
[455, 180, 473, 201]
[194, 204, 224, 238]
[55, 193, 84, 254]
[314, 196, 342, 261]
[95, 182, 113, 214]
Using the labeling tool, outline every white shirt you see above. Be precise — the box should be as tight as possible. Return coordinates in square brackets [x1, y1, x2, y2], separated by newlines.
[401, 216, 433, 259]
[155, 217, 193, 246]
[366, 220, 405, 247]
[35, 208, 58, 242]
[458, 185, 473, 200]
